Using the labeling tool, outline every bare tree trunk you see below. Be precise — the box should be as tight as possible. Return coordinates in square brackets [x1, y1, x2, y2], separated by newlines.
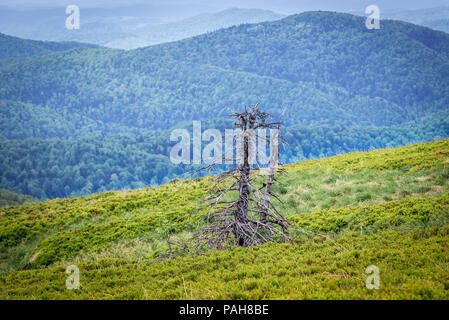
[195, 104, 289, 250]
[261, 129, 279, 223]
[235, 117, 251, 246]
[260, 176, 272, 224]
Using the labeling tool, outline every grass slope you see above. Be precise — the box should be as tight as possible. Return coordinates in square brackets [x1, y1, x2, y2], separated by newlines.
[1, 139, 448, 299]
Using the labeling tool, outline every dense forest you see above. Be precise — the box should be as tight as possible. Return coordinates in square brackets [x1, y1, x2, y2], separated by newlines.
[1, 115, 448, 199]
[1, 12, 449, 137]
[0, 132, 182, 199]
[0, 33, 99, 60]
[0, 189, 36, 207]
[0, 8, 284, 50]
[384, 6, 449, 33]
[1, 11, 449, 199]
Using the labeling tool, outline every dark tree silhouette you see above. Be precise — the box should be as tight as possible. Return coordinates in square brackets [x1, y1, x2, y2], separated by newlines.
[196, 104, 290, 249]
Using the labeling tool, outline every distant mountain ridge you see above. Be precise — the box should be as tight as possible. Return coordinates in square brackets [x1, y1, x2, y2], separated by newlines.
[1, 11, 448, 136]
[0, 7, 285, 50]
[0, 32, 99, 60]
[382, 6, 449, 33]
[107, 8, 285, 49]
[1, 11, 449, 199]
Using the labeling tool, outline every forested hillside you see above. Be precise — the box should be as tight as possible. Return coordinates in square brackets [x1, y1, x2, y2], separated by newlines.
[107, 8, 285, 49]
[1, 117, 448, 200]
[383, 6, 449, 33]
[2, 12, 449, 135]
[0, 33, 99, 60]
[0, 8, 284, 50]
[1, 11, 449, 199]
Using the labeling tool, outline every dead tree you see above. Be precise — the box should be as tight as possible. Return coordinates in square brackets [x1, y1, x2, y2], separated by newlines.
[196, 104, 290, 249]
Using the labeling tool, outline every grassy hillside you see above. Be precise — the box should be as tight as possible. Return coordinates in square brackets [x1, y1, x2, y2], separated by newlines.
[1, 139, 448, 299]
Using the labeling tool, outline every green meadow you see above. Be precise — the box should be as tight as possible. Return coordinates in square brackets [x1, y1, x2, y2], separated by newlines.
[1, 139, 449, 299]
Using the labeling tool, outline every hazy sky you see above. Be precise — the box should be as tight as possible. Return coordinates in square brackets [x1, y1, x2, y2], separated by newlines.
[1, 0, 449, 14]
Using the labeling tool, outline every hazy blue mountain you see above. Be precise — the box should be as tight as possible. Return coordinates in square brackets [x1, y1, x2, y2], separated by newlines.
[0, 32, 99, 60]
[1, 11, 448, 136]
[112, 8, 285, 49]
[380, 6, 449, 33]
[1, 11, 449, 198]
[3, 0, 448, 15]
[0, 7, 284, 49]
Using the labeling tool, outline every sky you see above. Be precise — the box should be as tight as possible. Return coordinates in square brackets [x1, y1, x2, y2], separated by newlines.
[1, 0, 449, 14]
